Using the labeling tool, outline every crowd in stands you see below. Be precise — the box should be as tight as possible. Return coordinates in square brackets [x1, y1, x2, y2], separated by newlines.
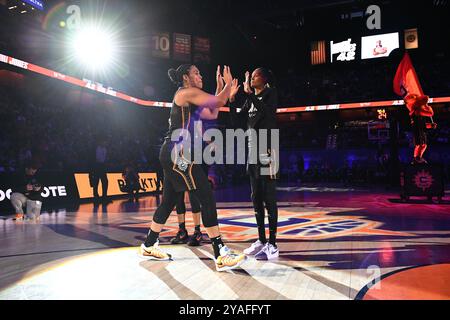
[0, 85, 168, 175]
[278, 120, 450, 186]
[276, 58, 450, 107]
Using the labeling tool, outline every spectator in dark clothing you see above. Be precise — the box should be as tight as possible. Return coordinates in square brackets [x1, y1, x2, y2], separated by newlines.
[90, 140, 109, 203]
[121, 164, 141, 201]
[11, 162, 43, 221]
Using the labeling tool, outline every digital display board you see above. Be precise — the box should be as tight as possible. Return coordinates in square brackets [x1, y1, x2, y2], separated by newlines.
[23, 0, 45, 11]
[361, 32, 399, 59]
[330, 38, 357, 63]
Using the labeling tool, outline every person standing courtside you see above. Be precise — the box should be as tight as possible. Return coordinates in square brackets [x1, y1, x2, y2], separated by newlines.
[91, 139, 109, 203]
[229, 68, 280, 260]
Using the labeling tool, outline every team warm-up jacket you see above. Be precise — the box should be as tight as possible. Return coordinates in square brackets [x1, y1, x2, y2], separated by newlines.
[229, 87, 279, 179]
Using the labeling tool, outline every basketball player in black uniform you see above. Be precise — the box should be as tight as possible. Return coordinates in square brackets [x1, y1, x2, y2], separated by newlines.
[229, 68, 280, 260]
[139, 65, 246, 271]
[170, 68, 224, 247]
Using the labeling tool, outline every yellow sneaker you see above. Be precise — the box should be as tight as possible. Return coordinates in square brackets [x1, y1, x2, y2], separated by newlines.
[215, 246, 247, 272]
[138, 241, 172, 261]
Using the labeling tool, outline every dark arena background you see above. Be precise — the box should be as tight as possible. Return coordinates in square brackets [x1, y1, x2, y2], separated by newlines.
[1, 0, 450, 307]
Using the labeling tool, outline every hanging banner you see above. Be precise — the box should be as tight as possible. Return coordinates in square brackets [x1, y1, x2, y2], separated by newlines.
[173, 33, 192, 62]
[151, 31, 170, 59]
[311, 40, 326, 65]
[193, 36, 211, 63]
[404, 28, 419, 50]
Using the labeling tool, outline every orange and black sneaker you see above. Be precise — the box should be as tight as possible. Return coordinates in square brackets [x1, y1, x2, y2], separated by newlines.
[188, 230, 203, 247]
[215, 246, 247, 272]
[13, 213, 24, 221]
[138, 241, 172, 261]
[170, 229, 189, 244]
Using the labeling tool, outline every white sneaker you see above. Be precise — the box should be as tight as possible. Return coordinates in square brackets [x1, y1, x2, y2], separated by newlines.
[243, 240, 266, 255]
[138, 240, 172, 261]
[215, 246, 247, 272]
[255, 243, 279, 260]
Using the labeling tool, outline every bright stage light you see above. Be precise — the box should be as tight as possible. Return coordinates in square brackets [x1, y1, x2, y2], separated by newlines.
[70, 26, 118, 71]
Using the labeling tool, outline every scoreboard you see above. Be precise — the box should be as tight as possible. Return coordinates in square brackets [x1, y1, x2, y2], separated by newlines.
[361, 32, 399, 60]
[312, 30, 416, 65]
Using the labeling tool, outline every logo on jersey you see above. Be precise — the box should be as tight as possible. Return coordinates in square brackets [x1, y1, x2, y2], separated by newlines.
[248, 103, 258, 118]
[177, 158, 190, 172]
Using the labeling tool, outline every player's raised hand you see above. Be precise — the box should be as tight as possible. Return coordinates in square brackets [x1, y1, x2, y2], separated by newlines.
[222, 65, 233, 86]
[230, 78, 240, 102]
[243, 71, 252, 94]
[216, 65, 224, 91]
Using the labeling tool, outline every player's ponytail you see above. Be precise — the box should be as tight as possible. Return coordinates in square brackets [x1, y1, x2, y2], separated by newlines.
[168, 64, 193, 86]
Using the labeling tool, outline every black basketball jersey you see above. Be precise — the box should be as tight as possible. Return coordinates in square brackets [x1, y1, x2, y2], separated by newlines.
[164, 90, 202, 147]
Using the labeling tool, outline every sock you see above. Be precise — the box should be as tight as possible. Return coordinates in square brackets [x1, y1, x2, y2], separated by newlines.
[144, 230, 159, 247]
[211, 236, 225, 258]
[179, 222, 186, 231]
[255, 213, 267, 243]
[195, 225, 201, 232]
[269, 230, 277, 248]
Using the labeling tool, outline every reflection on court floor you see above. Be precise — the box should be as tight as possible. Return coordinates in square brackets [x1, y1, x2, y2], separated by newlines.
[1, 194, 449, 300]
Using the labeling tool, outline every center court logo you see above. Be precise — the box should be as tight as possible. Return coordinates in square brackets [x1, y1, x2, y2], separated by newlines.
[211, 209, 413, 241]
[115, 206, 413, 242]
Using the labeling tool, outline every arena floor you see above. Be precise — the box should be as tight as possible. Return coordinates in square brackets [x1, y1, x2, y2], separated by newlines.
[1, 184, 449, 300]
